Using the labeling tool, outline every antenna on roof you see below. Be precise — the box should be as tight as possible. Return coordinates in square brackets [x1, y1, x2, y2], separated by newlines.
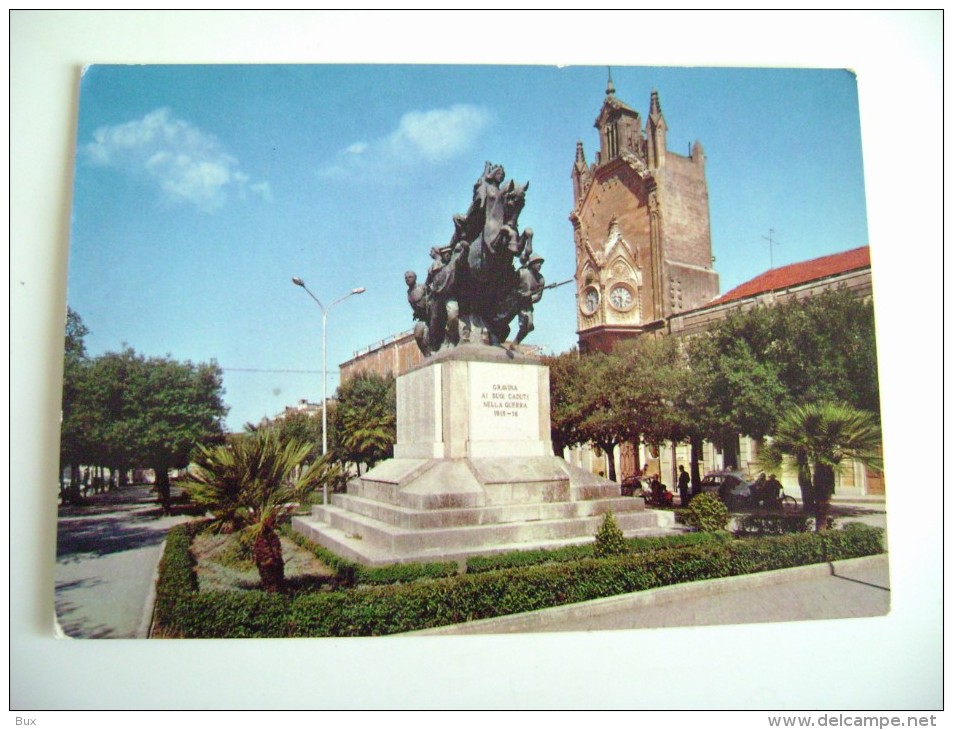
[762, 228, 781, 269]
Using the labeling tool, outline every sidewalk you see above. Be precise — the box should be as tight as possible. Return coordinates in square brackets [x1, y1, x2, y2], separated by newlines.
[54, 485, 194, 638]
[410, 553, 889, 635]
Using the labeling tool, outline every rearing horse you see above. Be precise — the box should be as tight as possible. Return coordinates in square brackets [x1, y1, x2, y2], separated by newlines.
[461, 174, 531, 344]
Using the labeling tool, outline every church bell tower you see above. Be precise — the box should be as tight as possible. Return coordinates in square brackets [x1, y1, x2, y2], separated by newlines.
[570, 74, 719, 353]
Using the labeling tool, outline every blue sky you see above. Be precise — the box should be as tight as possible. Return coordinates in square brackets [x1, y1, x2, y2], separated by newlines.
[67, 64, 869, 431]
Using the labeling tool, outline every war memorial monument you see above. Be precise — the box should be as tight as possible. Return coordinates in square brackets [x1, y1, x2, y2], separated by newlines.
[293, 162, 669, 565]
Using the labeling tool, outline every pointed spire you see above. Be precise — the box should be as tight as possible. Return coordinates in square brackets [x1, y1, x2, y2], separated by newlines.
[692, 139, 705, 161]
[649, 88, 662, 119]
[575, 140, 586, 166]
[606, 66, 615, 97]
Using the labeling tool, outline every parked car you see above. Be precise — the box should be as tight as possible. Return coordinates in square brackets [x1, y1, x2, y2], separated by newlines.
[697, 470, 755, 508]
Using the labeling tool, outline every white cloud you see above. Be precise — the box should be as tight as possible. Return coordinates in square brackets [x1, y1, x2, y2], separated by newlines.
[387, 105, 491, 162]
[85, 108, 270, 211]
[320, 104, 491, 178]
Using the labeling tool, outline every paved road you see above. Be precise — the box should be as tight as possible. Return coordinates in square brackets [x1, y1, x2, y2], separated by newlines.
[55, 485, 194, 638]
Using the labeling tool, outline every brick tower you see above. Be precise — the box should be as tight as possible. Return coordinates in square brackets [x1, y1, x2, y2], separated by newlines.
[570, 74, 719, 352]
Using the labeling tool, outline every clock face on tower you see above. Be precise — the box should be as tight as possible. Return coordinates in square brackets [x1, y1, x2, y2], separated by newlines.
[609, 285, 634, 311]
[581, 287, 600, 315]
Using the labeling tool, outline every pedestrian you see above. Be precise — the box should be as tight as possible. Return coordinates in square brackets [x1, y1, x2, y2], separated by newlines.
[764, 473, 783, 510]
[651, 477, 664, 504]
[751, 472, 767, 507]
[677, 464, 691, 506]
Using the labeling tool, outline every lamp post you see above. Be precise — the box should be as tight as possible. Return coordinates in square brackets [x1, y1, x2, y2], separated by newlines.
[292, 277, 366, 506]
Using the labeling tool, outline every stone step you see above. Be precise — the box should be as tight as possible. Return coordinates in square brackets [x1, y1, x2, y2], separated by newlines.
[292, 514, 685, 567]
[324, 493, 647, 529]
[307, 503, 666, 555]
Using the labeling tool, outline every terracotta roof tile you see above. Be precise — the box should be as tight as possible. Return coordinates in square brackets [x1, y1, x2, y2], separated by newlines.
[712, 246, 871, 306]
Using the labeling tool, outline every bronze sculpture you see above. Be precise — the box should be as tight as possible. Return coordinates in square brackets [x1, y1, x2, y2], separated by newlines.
[409, 162, 545, 354]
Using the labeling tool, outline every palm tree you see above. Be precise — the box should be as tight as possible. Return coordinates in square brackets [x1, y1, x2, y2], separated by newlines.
[340, 403, 395, 474]
[760, 402, 882, 531]
[183, 428, 340, 592]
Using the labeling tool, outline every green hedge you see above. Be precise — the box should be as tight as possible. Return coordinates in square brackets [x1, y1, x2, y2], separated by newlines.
[465, 530, 732, 573]
[152, 522, 201, 636]
[281, 525, 459, 586]
[154, 523, 884, 638]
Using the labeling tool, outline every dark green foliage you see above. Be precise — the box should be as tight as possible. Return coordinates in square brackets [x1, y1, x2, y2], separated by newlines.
[543, 349, 586, 456]
[689, 288, 881, 438]
[758, 402, 883, 531]
[687, 334, 787, 447]
[330, 372, 396, 473]
[467, 543, 593, 571]
[154, 523, 884, 638]
[681, 492, 730, 532]
[465, 531, 731, 572]
[593, 511, 627, 558]
[272, 409, 323, 462]
[183, 430, 343, 591]
[58, 321, 229, 500]
[152, 522, 202, 635]
[545, 338, 691, 482]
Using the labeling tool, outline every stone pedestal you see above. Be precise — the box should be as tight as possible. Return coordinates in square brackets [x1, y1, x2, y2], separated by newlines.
[293, 345, 671, 565]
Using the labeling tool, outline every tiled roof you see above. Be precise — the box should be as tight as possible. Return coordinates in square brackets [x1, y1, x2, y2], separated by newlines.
[711, 246, 871, 306]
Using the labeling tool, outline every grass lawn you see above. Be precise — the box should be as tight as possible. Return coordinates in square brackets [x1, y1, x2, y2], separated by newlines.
[191, 530, 335, 593]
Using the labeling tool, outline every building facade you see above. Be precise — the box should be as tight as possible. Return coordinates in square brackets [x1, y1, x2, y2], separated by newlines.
[568, 80, 881, 499]
[340, 330, 424, 383]
[571, 80, 719, 353]
[339, 330, 542, 383]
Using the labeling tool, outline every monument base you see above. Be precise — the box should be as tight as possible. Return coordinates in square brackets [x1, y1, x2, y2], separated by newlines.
[293, 346, 676, 566]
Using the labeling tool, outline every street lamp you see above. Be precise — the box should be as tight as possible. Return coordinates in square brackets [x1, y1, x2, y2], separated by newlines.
[292, 277, 366, 506]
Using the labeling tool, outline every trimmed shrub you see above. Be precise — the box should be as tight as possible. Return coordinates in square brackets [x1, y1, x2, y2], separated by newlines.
[152, 522, 202, 636]
[155, 522, 884, 638]
[465, 530, 732, 573]
[682, 492, 730, 532]
[594, 511, 627, 558]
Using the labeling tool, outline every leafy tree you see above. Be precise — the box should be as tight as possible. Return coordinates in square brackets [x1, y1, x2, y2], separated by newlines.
[572, 349, 632, 482]
[130, 353, 228, 511]
[330, 372, 396, 475]
[59, 308, 91, 501]
[184, 429, 340, 592]
[81, 351, 139, 487]
[544, 349, 587, 456]
[761, 289, 881, 418]
[547, 338, 695, 483]
[683, 287, 881, 471]
[273, 409, 323, 462]
[612, 337, 695, 485]
[65, 307, 89, 361]
[687, 334, 787, 465]
[59, 334, 229, 510]
[693, 288, 881, 426]
[759, 402, 882, 531]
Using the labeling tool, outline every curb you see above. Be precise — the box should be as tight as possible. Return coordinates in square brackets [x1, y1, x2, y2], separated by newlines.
[404, 553, 888, 636]
[137, 537, 166, 639]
